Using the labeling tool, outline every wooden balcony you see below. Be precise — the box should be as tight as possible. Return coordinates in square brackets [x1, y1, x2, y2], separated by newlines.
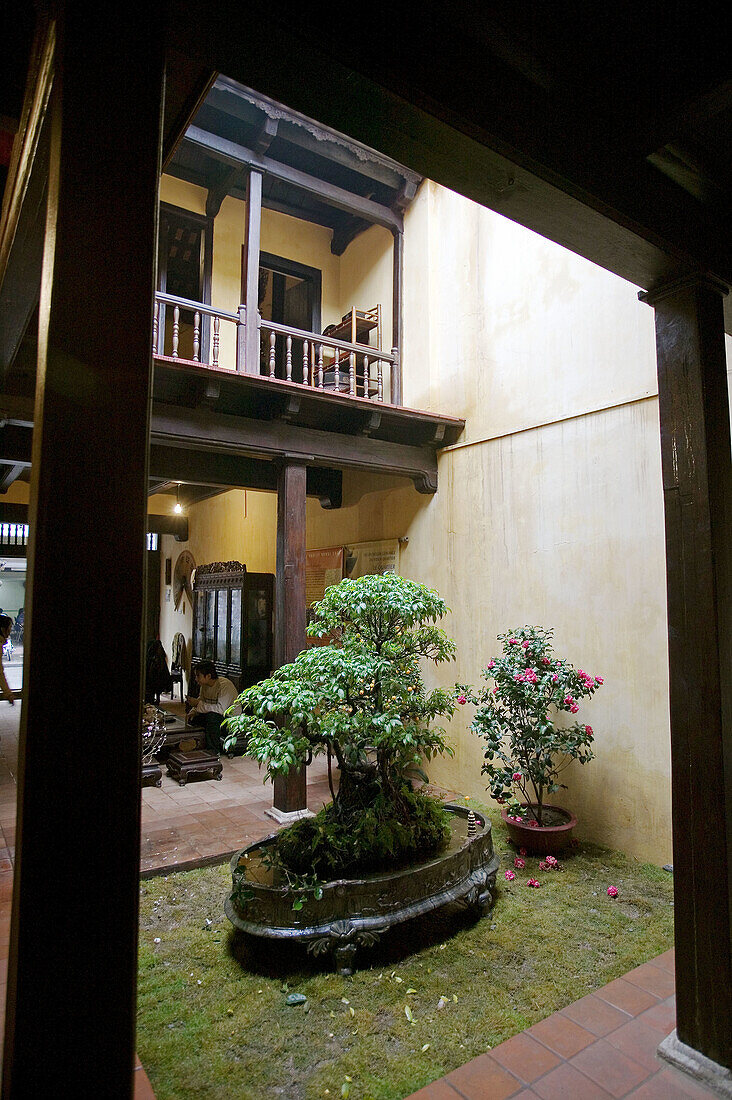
[154, 291, 399, 404]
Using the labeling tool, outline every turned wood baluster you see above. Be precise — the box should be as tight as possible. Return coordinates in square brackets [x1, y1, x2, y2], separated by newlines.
[349, 351, 356, 395]
[377, 357, 384, 401]
[192, 312, 200, 361]
[334, 346, 340, 391]
[212, 315, 220, 367]
[318, 344, 324, 388]
[152, 300, 159, 353]
[172, 304, 180, 358]
[303, 340, 309, 386]
[364, 354, 370, 398]
[269, 331, 276, 378]
[286, 334, 293, 381]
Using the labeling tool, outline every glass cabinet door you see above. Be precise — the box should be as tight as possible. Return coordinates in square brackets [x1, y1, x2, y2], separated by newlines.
[203, 590, 215, 658]
[247, 585, 270, 669]
[230, 587, 242, 670]
[216, 588, 229, 664]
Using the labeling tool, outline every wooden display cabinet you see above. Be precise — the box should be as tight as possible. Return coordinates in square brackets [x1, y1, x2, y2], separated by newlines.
[191, 561, 274, 690]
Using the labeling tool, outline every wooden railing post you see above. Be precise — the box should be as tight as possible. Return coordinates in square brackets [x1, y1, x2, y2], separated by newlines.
[243, 169, 263, 374]
[236, 304, 246, 372]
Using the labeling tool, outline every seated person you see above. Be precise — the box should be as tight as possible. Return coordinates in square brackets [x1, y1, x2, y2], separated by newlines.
[186, 659, 238, 753]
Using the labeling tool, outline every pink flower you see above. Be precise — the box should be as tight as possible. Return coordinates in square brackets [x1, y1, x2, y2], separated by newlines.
[564, 695, 574, 706]
[584, 677, 595, 689]
[514, 857, 525, 869]
[607, 885, 618, 898]
[487, 660, 495, 669]
[542, 657, 550, 665]
[585, 725, 593, 738]
[508, 638, 519, 645]
[539, 860, 549, 871]
[522, 640, 530, 648]
[570, 704, 579, 713]
[512, 772, 522, 783]
[456, 694, 467, 705]
[595, 676, 604, 685]
[578, 669, 585, 677]
[504, 870, 516, 881]
[492, 686, 499, 695]
[545, 855, 558, 868]
[527, 878, 541, 888]
[519, 847, 527, 856]
[552, 673, 558, 683]
[524, 668, 538, 683]
[508, 814, 523, 822]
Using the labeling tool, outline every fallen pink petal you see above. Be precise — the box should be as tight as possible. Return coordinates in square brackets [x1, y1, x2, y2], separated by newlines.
[527, 878, 541, 888]
[607, 885, 619, 898]
[504, 870, 516, 881]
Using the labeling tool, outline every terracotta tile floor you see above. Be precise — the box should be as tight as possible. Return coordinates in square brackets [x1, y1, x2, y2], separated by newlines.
[0, 702, 721, 1098]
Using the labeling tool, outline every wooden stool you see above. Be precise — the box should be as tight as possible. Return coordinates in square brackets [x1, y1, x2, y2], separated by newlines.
[166, 749, 223, 787]
[141, 762, 163, 788]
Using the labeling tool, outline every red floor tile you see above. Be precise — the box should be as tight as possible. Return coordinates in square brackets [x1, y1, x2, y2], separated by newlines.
[636, 997, 676, 1035]
[648, 948, 675, 973]
[527, 1013, 596, 1058]
[622, 962, 675, 999]
[569, 1038, 650, 1097]
[605, 1016, 667, 1073]
[490, 1032, 561, 1084]
[445, 1053, 522, 1099]
[629, 1066, 720, 1099]
[593, 977, 659, 1016]
[531, 1062, 614, 1099]
[407, 1082, 462, 1100]
[560, 993, 631, 1037]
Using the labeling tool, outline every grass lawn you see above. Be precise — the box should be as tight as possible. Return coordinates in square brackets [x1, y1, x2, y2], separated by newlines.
[137, 806, 674, 1100]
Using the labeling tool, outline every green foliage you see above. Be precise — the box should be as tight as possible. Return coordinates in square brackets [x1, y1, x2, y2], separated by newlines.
[224, 574, 456, 871]
[273, 786, 452, 880]
[459, 626, 602, 826]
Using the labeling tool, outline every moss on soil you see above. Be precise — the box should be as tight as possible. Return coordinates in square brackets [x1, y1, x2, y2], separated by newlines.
[137, 805, 674, 1100]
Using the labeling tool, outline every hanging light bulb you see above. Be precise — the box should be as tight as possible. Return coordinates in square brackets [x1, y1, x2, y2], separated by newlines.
[174, 484, 183, 514]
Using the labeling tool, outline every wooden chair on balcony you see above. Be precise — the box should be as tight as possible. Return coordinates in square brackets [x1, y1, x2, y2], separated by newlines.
[321, 305, 382, 397]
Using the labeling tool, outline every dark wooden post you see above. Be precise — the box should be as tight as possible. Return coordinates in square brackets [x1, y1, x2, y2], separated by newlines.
[391, 228, 403, 405]
[242, 168, 263, 374]
[269, 458, 309, 819]
[640, 276, 732, 1078]
[1, 5, 164, 1097]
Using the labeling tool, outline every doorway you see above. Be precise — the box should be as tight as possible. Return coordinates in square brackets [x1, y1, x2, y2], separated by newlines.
[252, 251, 322, 381]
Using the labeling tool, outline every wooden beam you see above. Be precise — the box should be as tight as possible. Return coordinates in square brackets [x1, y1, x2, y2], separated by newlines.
[150, 403, 438, 492]
[273, 459, 308, 815]
[242, 168, 262, 374]
[1, 5, 165, 1094]
[205, 165, 241, 218]
[0, 463, 25, 493]
[330, 216, 371, 256]
[185, 125, 404, 233]
[148, 442, 342, 507]
[640, 275, 732, 1073]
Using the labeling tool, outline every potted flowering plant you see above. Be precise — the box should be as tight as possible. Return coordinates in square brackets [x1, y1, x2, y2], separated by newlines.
[457, 626, 602, 853]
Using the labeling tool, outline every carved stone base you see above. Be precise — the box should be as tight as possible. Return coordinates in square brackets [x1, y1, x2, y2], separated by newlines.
[658, 1030, 732, 1098]
[265, 805, 315, 825]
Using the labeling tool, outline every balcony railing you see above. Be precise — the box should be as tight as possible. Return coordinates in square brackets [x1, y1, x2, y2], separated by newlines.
[153, 292, 398, 404]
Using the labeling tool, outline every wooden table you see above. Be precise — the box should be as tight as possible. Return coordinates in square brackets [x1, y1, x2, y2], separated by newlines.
[166, 749, 223, 786]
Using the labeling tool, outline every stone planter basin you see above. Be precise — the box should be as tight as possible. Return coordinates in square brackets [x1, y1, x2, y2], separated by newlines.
[225, 804, 500, 974]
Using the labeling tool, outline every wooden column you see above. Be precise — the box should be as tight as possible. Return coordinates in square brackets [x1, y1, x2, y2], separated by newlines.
[391, 228, 403, 406]
[242, 168, 263, 374]
[1, 5, 164, 1097]
[271, 458, 308, 817]
[641, 276, 732, 1074]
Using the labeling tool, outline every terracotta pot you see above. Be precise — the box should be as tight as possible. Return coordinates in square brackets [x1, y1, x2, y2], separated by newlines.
[501, 803, 577, 855]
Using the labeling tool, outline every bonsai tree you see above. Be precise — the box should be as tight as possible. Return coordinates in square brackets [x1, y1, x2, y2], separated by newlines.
[224, 572, 457, 879]
[458, 626, 602, 826]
